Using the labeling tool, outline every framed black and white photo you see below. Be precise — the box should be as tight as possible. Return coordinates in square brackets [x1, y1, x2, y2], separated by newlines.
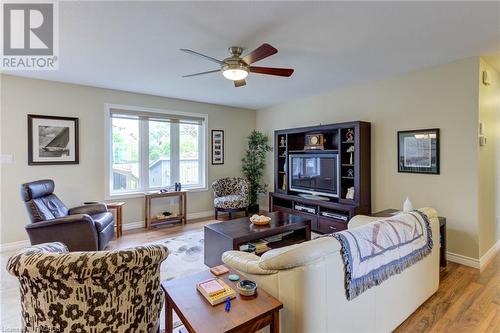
[211, 129, 224, 165]
[28, 115, 79, 165]
[398, 128, 439, 174]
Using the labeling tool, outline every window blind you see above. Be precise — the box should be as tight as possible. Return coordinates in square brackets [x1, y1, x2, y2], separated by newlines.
[110, 108, 204, 125]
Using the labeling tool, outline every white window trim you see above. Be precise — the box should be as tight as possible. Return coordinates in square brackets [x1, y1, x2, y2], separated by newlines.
[104, 103, 208, 199]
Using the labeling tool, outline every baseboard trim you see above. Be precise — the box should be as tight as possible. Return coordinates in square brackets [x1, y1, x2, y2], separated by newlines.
[121, 210, 215, 231]
[480, 239, 500, 271]
[188, 210, 214, 220]
[446, 240, 500, 270]
[0, 240, 30, 253]
[122, 221, 144, 230]
[446, 251, 480, 269]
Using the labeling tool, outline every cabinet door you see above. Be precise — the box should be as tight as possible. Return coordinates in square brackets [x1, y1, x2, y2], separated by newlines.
[318, 217, 348, 234]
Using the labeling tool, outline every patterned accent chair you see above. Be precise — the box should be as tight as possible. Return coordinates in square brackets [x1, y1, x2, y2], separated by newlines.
[20, 179, 114, 251]
[212, 177, 250, 219]
[7, 242, 169, 333]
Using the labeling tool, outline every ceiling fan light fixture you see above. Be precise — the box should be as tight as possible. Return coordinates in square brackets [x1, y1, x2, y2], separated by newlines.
[180, 44, 294, 86]
[222, 63, 249, 81]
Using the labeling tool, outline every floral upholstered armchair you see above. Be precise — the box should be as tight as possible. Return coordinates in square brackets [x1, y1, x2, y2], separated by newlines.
[7, 242, 169, 333]
[212, 177, 250, 219]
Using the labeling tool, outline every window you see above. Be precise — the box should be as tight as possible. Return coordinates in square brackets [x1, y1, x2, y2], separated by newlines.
[111, 116, 139, 192]
[179, 122, 200, 186]
[106, 105, 207, 196]
[148, 119, 171, 188]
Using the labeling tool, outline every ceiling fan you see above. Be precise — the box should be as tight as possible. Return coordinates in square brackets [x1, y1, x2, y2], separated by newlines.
[180, 43, 294, 87]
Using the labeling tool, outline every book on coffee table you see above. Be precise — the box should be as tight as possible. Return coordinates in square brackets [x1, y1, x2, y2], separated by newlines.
[249, 239, 271, 255]
[210, 265, 229, 276]
[196, 278, 236, 306]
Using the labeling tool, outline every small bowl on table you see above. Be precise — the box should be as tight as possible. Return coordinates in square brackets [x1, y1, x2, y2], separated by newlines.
[250, 214, 271, 226]
[236, 280, 257, 297]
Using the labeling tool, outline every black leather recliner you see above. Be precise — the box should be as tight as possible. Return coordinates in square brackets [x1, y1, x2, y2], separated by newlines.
[20, 179, 115, 251]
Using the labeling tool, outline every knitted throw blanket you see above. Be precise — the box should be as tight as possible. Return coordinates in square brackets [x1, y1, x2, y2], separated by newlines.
[331, 210, 433, 300]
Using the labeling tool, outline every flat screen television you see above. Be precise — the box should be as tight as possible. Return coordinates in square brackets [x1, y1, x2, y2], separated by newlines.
[289, 154, 339, 198]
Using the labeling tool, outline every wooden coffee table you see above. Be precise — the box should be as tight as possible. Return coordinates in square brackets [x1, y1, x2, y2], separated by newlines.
[204, 211, 311, 267]
[161, 269, 283, 333]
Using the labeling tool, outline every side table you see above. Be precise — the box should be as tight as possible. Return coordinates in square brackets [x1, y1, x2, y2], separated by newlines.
[106, 202, 125, 238]
[161, 269, 282, 333]
[145, 191, 187, 229]
[371, 209, 447, 267]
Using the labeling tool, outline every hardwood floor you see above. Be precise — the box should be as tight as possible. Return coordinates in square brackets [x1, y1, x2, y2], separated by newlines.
[110, 217, 499, 333]
[395, 254, 500, 332]
[108, 212, 246, 250]
[108, 216, 219, 250]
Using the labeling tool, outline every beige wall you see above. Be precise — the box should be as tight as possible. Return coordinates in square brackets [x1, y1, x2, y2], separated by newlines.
[478, 58, 500, 256]
[257, 58, 481, 259]
[2, 57, 496, 260]
[0, 75, 256, 244]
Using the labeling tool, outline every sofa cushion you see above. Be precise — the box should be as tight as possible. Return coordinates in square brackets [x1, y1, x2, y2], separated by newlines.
[214, 195, 247, 209]
[348, 215, 380, 229]
[92, 212, 114, 232]
[259, 237, 341, 270]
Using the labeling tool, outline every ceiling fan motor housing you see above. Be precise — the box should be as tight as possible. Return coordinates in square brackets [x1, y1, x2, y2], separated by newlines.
[228, 46, 244, 58]
[222, 47, 249, 80]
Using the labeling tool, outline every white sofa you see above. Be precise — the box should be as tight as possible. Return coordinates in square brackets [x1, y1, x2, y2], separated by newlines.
[222, 208, 440, 333]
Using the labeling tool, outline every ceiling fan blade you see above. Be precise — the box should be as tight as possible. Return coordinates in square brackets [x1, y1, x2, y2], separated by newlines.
[180, 49, 224, 65]
[182, 69, 220, 78]
[242, 43, 278, 65]
[234, 79, 246, 87]
[249, 66, 294, 77]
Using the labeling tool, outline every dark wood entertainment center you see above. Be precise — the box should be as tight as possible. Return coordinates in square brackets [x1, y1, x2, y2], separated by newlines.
[269, 121, 371, 234]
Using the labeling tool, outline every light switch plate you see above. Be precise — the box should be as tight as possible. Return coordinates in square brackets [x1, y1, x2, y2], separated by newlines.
[479, 122, 485, 135]
[482, 70, 491, 86]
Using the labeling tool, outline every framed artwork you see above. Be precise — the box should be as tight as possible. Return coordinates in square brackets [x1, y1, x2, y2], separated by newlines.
[28, 114, 79, 165]
[398, 128, 439, 174]
[211, 129, 224, 165]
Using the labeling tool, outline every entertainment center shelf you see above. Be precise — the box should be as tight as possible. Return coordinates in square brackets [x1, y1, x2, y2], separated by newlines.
[271, 121, 371, 234]
[269, 192, 357, 233]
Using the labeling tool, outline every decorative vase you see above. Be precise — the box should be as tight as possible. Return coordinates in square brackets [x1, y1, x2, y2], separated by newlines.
[403, 197, 413, 212]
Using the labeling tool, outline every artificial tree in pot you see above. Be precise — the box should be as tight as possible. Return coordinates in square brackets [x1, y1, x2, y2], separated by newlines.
[242, 131, 273, 213]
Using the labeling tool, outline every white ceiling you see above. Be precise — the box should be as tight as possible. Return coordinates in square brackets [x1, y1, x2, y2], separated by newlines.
[7, 1, 500, 109]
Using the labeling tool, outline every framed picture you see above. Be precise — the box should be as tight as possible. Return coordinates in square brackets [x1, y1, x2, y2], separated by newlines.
[398, 128, 439, 174]
[28, 115, 79, 165]
[211, 129, 224, 165]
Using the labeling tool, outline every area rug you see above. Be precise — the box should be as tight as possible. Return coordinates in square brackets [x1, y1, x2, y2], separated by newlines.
[156, 230, 207, 281]
[152, 230, 208, 332]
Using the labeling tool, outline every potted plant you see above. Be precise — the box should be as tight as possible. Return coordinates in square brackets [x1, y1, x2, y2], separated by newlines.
[242, 131, 273, 214]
